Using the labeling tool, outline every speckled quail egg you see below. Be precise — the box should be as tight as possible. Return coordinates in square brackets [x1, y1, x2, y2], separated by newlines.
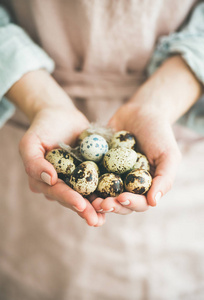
[88, 161, 100, 177]
[69, 161, 99, 196]
[103, 147, 137, 174]
[124, 169, 152, 195]
[80, 134, 108, 162]
[132, 153, 150, 171]
[97, 173, 124, 198]
[77, 129, 91, 145]
[109, 130, 136, 150]
[45, 149, 76, 176]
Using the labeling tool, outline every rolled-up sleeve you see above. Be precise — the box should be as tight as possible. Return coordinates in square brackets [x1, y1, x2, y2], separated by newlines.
[0, 6, 55, 128]
[148, 2, 204, 135]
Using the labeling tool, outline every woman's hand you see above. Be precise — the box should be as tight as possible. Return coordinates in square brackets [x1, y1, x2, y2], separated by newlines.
[6, 70, 106, 226]
[92, 55, 202, 214]
[92, 103, 180, 214]
[109, 102, 182, 207]
[20, 107, 105, 226]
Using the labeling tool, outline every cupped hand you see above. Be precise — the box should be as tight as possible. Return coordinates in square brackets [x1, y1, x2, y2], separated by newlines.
[19, 105, 106, 227]
[112, 102, 181, 207]
[92, 101, 181, 214]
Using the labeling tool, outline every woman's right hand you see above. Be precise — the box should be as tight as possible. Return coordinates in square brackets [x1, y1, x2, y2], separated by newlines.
[6, 70, 106, 227]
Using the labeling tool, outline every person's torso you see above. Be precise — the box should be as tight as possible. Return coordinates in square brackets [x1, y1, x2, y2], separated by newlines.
[2, 0, 197, 121]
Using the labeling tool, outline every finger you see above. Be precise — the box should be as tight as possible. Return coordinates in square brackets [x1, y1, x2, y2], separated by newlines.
[94, 213, 106, 227]
[77, 199, 100, 226]
[29, 177, 102, 226]
[91, 197, 105, 212]
[29, 177, 87, 212]
[92, 197, 132, 215]
[99, 197, 132, 215]
[147, 150, 182, 206]
[116, 192, 149, 212]
[19, 131, 58, 186]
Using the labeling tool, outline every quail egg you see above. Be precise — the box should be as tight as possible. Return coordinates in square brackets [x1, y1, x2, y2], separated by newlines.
[103, 147, 137, 174]
[45, 149, 76, 176]
[97, 173, 124, 198]
[124, 169, 152, 194]
[109, 130, 136, 150]
[77, 129, 91, 145]
[80, 134, 108, 162]
[132, 153, 150, 171]
[69, 161, 99, 196]
[87, 161, 100, 177]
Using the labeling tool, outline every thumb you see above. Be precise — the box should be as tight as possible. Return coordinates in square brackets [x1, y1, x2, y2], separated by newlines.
[147, 149, 182, 206]
[19, 131, 58, 185]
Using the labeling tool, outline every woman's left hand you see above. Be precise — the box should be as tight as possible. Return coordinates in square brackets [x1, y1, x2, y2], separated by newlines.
[92, 101, 181, 214]
[92, 55, 202, 215]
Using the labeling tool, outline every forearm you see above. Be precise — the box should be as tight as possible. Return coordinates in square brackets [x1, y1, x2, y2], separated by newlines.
[5, 69, 75, 122]
[130, 55, 203, 123]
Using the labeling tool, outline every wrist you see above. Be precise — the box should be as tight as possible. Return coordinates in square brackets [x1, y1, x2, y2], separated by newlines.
[5, 69, 76, 122]
[129, 55, 202, 124]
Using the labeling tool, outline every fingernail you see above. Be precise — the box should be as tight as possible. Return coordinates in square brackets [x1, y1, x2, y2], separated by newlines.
[73, 206, 84, 212]
[41, 172, 52, 185]
[104, 208, 114, 212]
[120, 200, 130, 206]
[155, 192, 162, 204]
[97, 209, 103, 212]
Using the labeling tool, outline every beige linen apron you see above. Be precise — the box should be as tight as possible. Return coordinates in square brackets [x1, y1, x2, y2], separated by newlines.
[2, 1, 204, 300]
[4, 0, 197, 123]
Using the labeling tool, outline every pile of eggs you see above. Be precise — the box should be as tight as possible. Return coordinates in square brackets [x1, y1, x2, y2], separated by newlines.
[45, 130, 152, 198]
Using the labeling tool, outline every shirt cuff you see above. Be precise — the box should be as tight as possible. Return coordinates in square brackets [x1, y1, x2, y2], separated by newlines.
[0, 8, 55, 127]
[147, 3, 204, 84]
[147, 33, 204, 84]
[147, 2, 204, 135]
[0, 23, 55, 100]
